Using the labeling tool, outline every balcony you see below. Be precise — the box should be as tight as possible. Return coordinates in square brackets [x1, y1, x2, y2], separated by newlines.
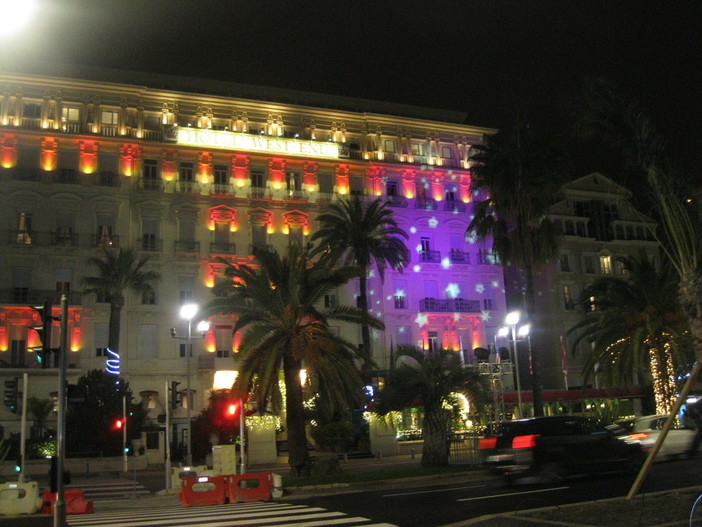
[137, 178, 164, 191]
[176, 181, 199, 193]
[386, 195, 408, 208]
[174, 240, 200, 253]
[419, 250, 441, 263]
[419, 297, 481, 313]
[140, 236, 163, 252]
[92, 233, 120, 249]
[8, 230, 34, 245]
[0, 288, 82, 305]
[444, 200, 466, 213]
[449, 250, 470, 264]
[96, 171, 119, 187]
[415, 198, 438, 210]
[249, 187, 270, 199]
[210, 242, 236, 255]
[50, 229, 79, 247]
[10, 168, 41, 182]
[212, 183, 234, 196]
[285, 189, 308, 201]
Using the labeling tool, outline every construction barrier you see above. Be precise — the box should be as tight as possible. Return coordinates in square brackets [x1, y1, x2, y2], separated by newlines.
[178, 475, 227, 507]
[171, 465, 212, 490]
[226, 472, 273, 503]
[40, 489, 94, 514]
[0, 481, 43, 515]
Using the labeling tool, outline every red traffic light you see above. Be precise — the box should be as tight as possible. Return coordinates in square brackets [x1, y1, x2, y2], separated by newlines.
[225, 402, 239, 418]
[112, 418, 124, 430]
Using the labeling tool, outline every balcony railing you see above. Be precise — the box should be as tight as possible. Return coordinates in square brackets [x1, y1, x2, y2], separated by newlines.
[137, 178, 164, 191]
[174, 240, 200, 253]
[211, 183, 234, 195]
[419, 250, 441, 263]
[176, 181, 199, 193]
[50, 230, 79, 247]
[210, 242, 236, 255]
[444, 200, 466, 212]
[415, 198, 438, 210]
[449, 250, 470, 264]
[386, 195, 408, 208]
[249, 187, 270, 199]
[285, 189, 308, 201]
[419, 297, 481, 313]
[92, 233, 120, 249]
[140, 236, 163, 252]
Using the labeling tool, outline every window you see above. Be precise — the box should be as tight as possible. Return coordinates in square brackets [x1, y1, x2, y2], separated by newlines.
[483, 298, 494, 310]
[179, 274, 195, 303]
[179, 343, 193, 358]
[349, 175, 364, 195]
[445, 190, 456, 201]
[178, 163, 195, 192]
[324, 293, 337, 308]
[12, 267, 30, 303]
[23, 103, 41, 119]
[387, 180, 398, 196]
[142, 281, 157, 305]
[288, 226, 303, 246]
[62, 107, 80, 122]
[251, 169, 265, 188]
[139, 325, 158, 359]
[16, 212, 32, 244]
[286, 171, 302, 192]
[393, 279, 407, 309]
[55, 268, 72, 296]
[411, 143, 424, 156]
[101, 110, 119, 125]
[441, 146, 452, 159]
[420, 237, 431, 252]
[583, 256, 596, 274]
[251, 223, 267, 248]
[427, 331, 439, 352]
[318, 173, 333, 193]
[563, 285, 575, 310]
[213, 165, 228, 187]
[384, 140, 396, 153]
[142, 218, 160, 251]
[559, 254, 571, 272]
[599, 255, 612, 275]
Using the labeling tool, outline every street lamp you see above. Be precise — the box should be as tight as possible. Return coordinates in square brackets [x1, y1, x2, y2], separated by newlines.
[170, 303, 209, 466]
[500, 310, 530, 418]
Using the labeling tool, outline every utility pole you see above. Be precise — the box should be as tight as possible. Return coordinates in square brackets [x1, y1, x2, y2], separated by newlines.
[54, 294, 68, 527]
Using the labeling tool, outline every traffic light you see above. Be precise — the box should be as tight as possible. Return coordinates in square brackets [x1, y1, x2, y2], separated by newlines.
[170, 381, 181, 410]
[28, 300, 57, 368]
[112, 417, 124, 431]
[3, 377, 19, 413]
[224, 401, 239, 419]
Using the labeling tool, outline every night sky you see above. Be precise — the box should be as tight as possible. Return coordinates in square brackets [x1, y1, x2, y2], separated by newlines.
[2, 1, 700, 175]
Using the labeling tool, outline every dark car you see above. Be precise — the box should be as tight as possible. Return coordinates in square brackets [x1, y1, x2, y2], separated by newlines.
[478, 415, 645, 484]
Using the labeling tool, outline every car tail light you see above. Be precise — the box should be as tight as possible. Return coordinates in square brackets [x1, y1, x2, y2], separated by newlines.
[512, 434, 541, 449]
[478, 437, 497, 450]
[628, 432, 650, 440]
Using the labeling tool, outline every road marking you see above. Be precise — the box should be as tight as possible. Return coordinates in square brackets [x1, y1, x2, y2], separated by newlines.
[383, 484, 486, 497]
[457, 486, 569, 502]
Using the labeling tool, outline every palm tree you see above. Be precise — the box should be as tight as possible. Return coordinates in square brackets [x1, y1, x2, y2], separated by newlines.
[82, 247, 160, 354]
[575, 79, 702, 367]
[376, 346, 489, 467]
[27, 397, 55, 438]
[311, 196, 409, 374]
[205, 244, 383, 476]
[467, 121, 567, 416]
[568, 253, 691, 414]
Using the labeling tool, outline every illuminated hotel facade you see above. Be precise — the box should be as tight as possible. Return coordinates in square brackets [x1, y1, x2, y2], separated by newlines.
[0, 68, 506, 437]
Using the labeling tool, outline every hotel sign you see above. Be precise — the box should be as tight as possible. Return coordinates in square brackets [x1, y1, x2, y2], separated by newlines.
[174, 128, 349, 159]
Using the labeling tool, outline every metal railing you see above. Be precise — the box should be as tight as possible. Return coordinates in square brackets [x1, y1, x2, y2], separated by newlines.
[418, 298, 481, 313]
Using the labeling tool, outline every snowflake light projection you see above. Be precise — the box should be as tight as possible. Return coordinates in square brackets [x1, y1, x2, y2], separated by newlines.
[466, 231, 477, 244]
[441, 257, 452, 269]
[410, 226, 417, 234]
[445, 283, 461, 298]
[414, 313, 428, 327]
[481, 310, 491, 322]
[475, 283, 485, 294]
[428, 217, 439, 228]
[413, 265, 422, 273]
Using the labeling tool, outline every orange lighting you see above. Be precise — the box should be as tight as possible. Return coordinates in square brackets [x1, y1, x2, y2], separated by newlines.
[41, 138, 58, 171]
[162, 160, 176, 181]
[0, 326, 7, 351]
[70, 327, 82, 352]
[27, 327, 41, 349]
[79, 141, 98, 174]
[205, 328, 216, 351]
[121, 144, 139, 177]
[1, 134, 17, 168]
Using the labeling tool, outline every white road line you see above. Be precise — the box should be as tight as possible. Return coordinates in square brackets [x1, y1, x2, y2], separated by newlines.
[457, 485, 569, 502]
[383, 484, 486, 497]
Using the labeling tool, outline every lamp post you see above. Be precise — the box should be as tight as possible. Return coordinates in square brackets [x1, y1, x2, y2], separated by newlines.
[500, 310, 531, 418]
[171, 303, 209, 467]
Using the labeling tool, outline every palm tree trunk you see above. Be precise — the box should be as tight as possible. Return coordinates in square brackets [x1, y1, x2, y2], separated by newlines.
[421, 400, 449, 467]
[283, 354, 311, 476]
[524, 264, 544, 416]
[108, 295, 124, 353]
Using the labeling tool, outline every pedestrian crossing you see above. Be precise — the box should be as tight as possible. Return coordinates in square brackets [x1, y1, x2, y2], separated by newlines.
[67, 479, 151, 500]
[66, 500, 397, 526]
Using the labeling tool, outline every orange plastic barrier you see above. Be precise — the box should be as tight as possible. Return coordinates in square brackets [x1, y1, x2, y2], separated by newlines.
[226, 472, 273, 503]
[178, 475, 227, 507]
[40, 489, 94, 514]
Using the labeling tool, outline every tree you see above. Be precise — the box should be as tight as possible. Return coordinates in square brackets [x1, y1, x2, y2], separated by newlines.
[82, 247, 160, 354]
[311, 196, 409, 375]
[376, 347, 489, 467]
[205, 244, 382, 476]
[27, 397, 55, 438]
[575, 80, 702, 368]
[569, 253, 691, 414]
[65, 369, 146, 456]
[467, 121, 567, 416]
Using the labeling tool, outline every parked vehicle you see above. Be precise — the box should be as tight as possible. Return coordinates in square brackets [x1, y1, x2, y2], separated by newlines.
[613, 414, 696, 460]
[478, 415, 645, 484]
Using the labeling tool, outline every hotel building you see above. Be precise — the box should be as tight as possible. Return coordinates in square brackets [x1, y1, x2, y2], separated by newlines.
[0, 68, 507, 445]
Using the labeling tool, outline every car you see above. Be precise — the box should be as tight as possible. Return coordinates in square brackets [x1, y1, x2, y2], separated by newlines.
[478, 415, 645, 484]
[613, 414, 697, 460]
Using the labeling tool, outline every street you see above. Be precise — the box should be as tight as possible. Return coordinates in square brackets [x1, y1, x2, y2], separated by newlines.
[289, 457, 702, 527]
